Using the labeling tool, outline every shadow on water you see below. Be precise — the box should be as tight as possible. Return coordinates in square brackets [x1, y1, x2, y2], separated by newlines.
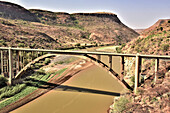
[56, 85, 120, 96]
[24, 78, 120, 96]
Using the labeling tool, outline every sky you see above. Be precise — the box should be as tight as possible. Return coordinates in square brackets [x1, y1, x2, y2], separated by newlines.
[2, 0, 170, 29]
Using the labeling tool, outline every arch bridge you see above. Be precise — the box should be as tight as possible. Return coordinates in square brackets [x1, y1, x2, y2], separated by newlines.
[0, 47, 170, 93]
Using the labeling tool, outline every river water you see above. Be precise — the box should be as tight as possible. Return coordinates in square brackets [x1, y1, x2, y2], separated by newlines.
[11, 47, 124, 113]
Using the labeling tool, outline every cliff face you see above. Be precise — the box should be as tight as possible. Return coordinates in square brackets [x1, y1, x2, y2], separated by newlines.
[0, 1, 39, 22]
[72, 12, 121, 23]
[72, 12, 139, 43]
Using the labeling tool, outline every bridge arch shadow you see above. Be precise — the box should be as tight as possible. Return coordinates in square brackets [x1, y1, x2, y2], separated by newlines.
[24, 78, 121, 97]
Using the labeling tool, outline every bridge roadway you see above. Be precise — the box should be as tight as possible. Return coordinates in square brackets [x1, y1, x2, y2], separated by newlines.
[0, 47, 170, 93]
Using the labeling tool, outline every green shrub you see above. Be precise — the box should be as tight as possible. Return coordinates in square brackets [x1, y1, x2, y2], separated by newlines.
[75, 43, 80, 47]
[44, 58, 50, 65]
[163, 30, 167, 34]
[0, 84, 26, 100]
[131, 45, 135, 48]
[135, 48, 142, 53]
[34, 63, 44, 69]
[0, 76, 8, 88]
[114, 97, 129, 113]
[161, 44, 169, 51]
[151, 97, 158, 103]
[136, 38, 142, 43]
[151, 39, 154, 41]
[116, 47, 122, 53]
[121, 43, 126, 48]
[18, 43, 25, 47]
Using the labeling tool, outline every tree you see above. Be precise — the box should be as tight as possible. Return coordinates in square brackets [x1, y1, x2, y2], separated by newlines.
[0, 76, 8, 88]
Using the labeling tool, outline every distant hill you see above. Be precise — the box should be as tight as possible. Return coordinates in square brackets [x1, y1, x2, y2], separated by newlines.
[141, 19, 170, 36]
[134, 29, 144, 34]
[0, 1, 139, 49]
[0, 1, 39, 22]
[30, 9, 139, 44]
[122, 19, 170, 55]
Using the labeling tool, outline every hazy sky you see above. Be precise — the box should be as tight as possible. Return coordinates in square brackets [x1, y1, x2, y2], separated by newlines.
[2, 0, 170, 29]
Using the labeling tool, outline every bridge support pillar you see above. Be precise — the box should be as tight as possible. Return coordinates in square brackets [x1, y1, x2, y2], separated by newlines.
[8, 47, 13, 85]
[120, 56, 124, 81]
[154, 58, 159, 84]
[16, 51, 20, 74]
[97, 55, 101, 62]
[134, 54, 141, 94]
[1, 51, 4, 76]
[109, 55, 112, 69]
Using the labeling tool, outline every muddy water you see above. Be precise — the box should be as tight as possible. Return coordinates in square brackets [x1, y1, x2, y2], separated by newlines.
[11, 48, 124, 113]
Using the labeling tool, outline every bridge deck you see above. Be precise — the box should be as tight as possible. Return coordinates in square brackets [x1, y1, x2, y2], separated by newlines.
[0, 47, 170, 59]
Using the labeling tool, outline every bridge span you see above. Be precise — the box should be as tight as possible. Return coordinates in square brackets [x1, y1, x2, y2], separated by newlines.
[0, 47, 170, 93]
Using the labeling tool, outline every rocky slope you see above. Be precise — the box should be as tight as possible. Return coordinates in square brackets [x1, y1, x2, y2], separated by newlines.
[0, 1, 139, 49]
[141, 19, 170, 36]
[122, 19, 170, 55]
[110, 71, 170, 113]
[110, 19, 170, 113]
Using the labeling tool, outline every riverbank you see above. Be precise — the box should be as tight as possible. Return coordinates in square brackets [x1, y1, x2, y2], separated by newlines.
[11, 63, 124, 113]
[0, 55, 93, 113]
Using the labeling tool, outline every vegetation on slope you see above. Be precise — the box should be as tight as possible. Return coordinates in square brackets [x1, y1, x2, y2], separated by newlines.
[109, 19, 170, 113]
[0, 1, 139, 50]
[122, 19, 170, 55]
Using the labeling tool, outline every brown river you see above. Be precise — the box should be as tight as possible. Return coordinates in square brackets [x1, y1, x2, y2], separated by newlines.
[11, 47, 124, 113]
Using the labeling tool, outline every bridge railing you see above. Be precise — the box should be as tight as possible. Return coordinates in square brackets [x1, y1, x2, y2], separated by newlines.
[0, 47, 170, 93]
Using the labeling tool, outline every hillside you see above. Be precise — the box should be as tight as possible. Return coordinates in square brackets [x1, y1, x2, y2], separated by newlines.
[122, 19, 170, 55]
[0, 1, 139, 49]
[0, 1, 39, 22]
[110, 19, 170, 113]
[0, 17, 93, 49]
[141, 19, 170, 36]
[30, 9, 139, 44]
